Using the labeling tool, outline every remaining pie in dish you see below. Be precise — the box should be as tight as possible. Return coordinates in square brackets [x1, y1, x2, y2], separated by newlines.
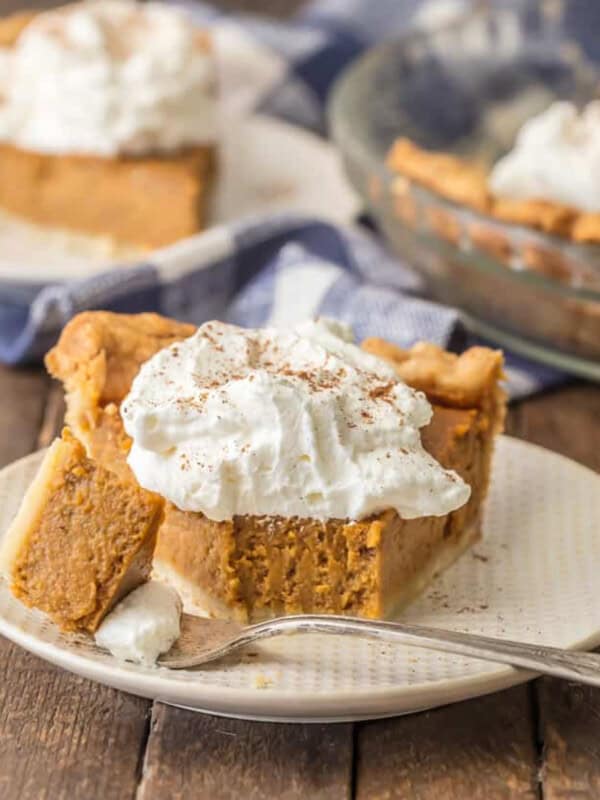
[385, 116, 600, 361]
[0, 3, 217, 250]
[387, 129, 600, 244]
[43, 311, 505, 623]
[0, 429, 163, 632]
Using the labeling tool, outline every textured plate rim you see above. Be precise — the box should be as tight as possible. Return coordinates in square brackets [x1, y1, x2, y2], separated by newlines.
[1, 437, 599, 722]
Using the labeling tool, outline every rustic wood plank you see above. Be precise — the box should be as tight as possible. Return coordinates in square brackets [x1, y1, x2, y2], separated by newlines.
[0, 364, 48, 467]
[137, 704, 353, 800]
[511, 384, 600, 800]
[509, 383, 600, 472]
[0, 368, 152, 800]
[0, 662, 151, 800]
[536, 681, 600, 800]
[355, 685, 539, 799]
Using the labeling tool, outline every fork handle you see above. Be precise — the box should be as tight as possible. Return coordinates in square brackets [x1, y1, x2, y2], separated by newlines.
[247, 615, 600, 687]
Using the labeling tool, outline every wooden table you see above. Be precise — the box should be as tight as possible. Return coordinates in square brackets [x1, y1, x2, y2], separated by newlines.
[2, 1, 600, 797]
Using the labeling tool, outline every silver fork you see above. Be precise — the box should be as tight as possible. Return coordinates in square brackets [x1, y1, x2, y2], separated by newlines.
[158, 613, 600, 686]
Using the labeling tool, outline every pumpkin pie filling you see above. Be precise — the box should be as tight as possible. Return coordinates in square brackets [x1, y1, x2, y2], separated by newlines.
[154, 402, 487, 622]
[37, 311, 505, 624]
[0, 430, 163, 632]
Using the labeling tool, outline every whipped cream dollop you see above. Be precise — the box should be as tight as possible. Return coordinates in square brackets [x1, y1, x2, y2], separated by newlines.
[490, 101, 600, 213]
[95, 582, 181, 666]
[0, 0, 217, 156]
[121, 319, 470, 522]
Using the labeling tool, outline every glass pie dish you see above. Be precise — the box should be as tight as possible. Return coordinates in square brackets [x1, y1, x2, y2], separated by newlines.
[329, 0, 600, 379]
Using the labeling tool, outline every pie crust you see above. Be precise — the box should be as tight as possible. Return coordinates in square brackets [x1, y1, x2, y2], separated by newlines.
[387, 137, 600, 244]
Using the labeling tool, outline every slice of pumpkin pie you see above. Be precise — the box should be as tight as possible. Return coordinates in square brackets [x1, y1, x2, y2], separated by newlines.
[44, 312, 505, 623]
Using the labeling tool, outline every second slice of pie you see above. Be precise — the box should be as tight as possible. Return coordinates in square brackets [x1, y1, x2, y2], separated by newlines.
[0, 2, 218, 250]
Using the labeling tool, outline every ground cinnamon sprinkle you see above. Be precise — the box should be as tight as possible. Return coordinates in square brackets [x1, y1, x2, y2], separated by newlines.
[368, 382, 395, 400]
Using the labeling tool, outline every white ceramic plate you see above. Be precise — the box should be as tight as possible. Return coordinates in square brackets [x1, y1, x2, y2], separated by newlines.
[1, 436, 599, 723]
[0, 114, 360, 283]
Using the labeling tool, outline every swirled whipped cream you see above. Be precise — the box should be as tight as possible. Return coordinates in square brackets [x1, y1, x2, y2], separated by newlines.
[0, 0, 217, 156]
[490, 101, 600, 213]
[121, 319, 470, 522]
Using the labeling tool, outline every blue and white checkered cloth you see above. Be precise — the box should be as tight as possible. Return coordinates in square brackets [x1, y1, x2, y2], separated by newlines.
[0, 0, 574, 397]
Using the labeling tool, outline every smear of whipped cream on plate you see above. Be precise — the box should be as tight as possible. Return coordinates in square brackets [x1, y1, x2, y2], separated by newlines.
[121, 318, 470, 522]
[95, 581, 181, 666]
[0, 0, 217, 156]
